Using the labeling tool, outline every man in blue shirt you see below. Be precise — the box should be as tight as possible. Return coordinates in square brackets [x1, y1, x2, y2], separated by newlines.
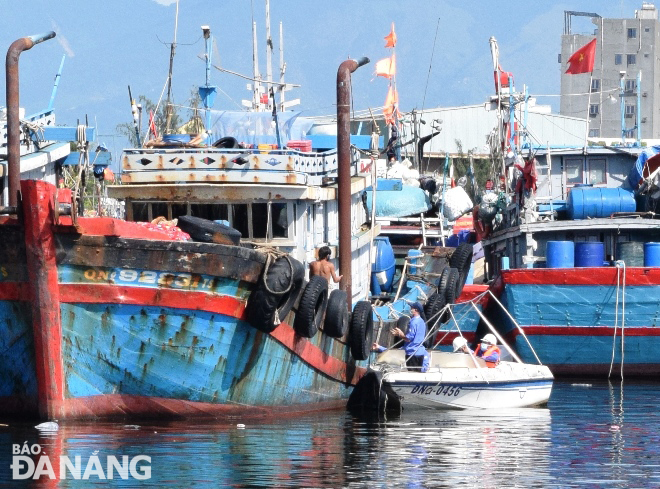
[374, 302, 429, 372]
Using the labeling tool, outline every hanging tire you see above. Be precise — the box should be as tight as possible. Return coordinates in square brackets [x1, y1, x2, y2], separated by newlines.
[438, 267, 451, 293]
[424, 292, 446, 328]
[444, 267, 461, 305]
[293, 275, 329, 338]
[449, 243, 473, 288]
[246, 256, 304, 333]
[350, 301, 374, 361]
[324, 289, 349, 338]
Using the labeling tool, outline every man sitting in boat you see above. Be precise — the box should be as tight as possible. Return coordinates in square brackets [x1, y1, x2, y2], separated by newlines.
[474, 334, 500, 367]
[452, 336, 473, 355]
[309, 246, 342, 289]
[373, 302, 429, 372]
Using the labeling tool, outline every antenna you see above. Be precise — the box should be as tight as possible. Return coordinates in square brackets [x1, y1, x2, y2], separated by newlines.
[252, 21, 262, 111]
[265, 0, 273, 99]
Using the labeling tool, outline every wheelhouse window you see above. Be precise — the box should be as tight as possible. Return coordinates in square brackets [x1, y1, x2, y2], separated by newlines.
[588, 158, 606, 185]
[565, 158, 583, 185]
[130, 201, 291, 241]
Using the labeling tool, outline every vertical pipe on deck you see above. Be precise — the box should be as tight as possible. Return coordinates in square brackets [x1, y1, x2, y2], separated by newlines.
[5, 32, 56, 206]
[337, 57, 369, 308]
[22, 180, 64, 420]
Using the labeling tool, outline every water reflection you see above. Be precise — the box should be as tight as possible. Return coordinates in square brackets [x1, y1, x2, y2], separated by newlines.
[0, 381, 659, 488]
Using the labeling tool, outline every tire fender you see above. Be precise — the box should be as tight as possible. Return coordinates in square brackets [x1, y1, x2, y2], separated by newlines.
[350, 301, 374, 361]
[324, 289, 349, 338]
[293, 275, 329, 338]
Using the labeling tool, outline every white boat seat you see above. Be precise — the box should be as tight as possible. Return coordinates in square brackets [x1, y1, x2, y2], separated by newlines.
[375, 349, 487, 369]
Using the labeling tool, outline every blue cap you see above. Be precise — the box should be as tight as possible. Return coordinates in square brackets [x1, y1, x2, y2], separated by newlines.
[411, 302, 424, 313]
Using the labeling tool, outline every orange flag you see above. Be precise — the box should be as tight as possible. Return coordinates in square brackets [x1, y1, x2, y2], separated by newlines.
[375, 54, 396, 79]
[384, 23, 397, 48]
[565, 39, 597, 75]
[383, 86, 399, 124]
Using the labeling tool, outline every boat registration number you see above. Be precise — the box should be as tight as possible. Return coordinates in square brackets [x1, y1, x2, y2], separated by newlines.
[410, 384, 461, 396]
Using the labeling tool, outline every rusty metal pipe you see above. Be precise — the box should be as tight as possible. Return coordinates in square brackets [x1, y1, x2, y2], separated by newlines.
[6, 31, 56, 206]
[337, 56, 369, 309]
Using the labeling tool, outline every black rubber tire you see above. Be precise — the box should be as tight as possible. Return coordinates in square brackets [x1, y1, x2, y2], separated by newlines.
[350, 301, 374, 361]
[438, 267, 451, 293]
[449, 243, 473, 288]
[324, 289, 349, 338]
[293, 275, 328, 338]
[424, 293, 446, 328]
[246, 256, 304, 333]
[444, 267, 461, 305]
[177, 215, 242, 245]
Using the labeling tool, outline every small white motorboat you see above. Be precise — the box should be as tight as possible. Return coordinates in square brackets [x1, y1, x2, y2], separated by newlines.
[371, 349, 553, 410]
[348, 290, 553, 412]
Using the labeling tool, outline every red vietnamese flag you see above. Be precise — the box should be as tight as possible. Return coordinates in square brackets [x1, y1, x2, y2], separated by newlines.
[565, 39, 597, 75]
[384, 23, 397, 48]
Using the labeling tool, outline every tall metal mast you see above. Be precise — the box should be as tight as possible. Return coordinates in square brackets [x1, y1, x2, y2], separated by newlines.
[164, 0, 179, 133]
[265, 0, 273, 108]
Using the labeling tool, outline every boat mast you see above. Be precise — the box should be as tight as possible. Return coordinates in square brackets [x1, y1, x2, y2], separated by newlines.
[265, 0, 273, 109]
[164, 0, 179, 133]
[252, 21, 262, 111]
[489, 36, 506, 191]
[278, 22, 286, 112]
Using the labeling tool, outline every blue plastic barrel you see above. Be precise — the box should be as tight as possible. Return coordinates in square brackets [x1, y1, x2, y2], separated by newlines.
[546, 241, 575, 268]
[371, 237, 396, 294]
[574, 242, 605, 267]
[645, 242, 660, 266]
[566, 187, 636, 220]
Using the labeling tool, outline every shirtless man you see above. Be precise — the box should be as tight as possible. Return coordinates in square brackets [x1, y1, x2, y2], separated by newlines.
[309, 246, 342, 285]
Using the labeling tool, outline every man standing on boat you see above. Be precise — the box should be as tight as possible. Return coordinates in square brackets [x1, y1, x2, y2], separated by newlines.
[474, 333, 500, 367]
[375, 302, 429, 372]
[309, 246, 342, 288]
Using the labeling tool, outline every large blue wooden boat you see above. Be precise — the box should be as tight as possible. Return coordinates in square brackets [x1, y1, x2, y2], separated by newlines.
[0, 28, 470, 420]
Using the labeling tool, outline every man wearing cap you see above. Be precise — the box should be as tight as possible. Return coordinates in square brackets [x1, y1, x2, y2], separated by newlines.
[382, 302, 429, 372]
[474, 333, 500, 367]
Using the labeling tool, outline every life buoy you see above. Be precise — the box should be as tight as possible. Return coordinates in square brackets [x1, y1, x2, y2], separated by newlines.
[246, 255, 304, 333]
[324, 289, 349, 338]
[349, 301, 374, 361]
[293, 275, 328, 338]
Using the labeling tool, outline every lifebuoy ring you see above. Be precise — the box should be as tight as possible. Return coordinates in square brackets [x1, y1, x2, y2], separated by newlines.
[349, 301, 374, 361]
[324, 289, 349, 338]
[293, 275, 328, 338]
[246, 256, 304, 333]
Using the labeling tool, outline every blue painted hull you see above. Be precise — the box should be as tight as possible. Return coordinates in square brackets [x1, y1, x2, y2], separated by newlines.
[496, 269, 660, 377]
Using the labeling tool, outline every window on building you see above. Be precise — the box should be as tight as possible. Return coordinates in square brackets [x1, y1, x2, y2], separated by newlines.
[628, 28, 637, 39]
[588, 128, 600, 138]
[625, 79, 637, 92]
[589, 104, 599, 116]
[625, 105, 636, 118]
[565, 158, 583, 185]
[557, 53, 562, 64]
[615, 54, 623, 65]
[646, 27, 651, 32]
[591, 79, 600, 92]
[588, 159, 606, 185]
[627, 54, 636, 65]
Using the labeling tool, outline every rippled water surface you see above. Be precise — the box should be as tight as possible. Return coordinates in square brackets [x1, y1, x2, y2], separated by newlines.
[1, 380, 660, 488]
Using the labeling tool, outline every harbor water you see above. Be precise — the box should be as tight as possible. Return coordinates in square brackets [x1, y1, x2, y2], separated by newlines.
[1, 379, 659, 488]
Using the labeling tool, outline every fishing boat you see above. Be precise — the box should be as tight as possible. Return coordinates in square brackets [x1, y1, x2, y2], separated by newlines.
[477, 38, 660, 377]
[350, 291, 553, 411]
[0, 20, 472, 421]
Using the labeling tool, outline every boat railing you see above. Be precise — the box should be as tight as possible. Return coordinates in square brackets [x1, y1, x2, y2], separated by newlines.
[120, 145, 366, 186]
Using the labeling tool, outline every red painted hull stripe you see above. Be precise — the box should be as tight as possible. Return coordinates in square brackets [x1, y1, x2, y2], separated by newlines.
[516, 325, 660, 337]
[502, 267, 660, 286]
[59, 284, 247, 318]
[59, 283, 365, 386]
[0, 282, 31, 301]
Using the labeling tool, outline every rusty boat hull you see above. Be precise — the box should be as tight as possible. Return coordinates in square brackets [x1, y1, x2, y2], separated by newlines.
[0, 180, 365, 420]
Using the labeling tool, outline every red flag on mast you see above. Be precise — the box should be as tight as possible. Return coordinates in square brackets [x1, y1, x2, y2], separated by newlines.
[565, 39, 597, 75]
[384, 23, 397, 48]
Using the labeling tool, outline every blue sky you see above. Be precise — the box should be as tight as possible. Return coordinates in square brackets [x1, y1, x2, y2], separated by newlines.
[0, 0, 644, 156]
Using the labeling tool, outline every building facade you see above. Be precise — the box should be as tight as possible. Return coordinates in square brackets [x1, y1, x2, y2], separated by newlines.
[560, 3, 660, 141]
